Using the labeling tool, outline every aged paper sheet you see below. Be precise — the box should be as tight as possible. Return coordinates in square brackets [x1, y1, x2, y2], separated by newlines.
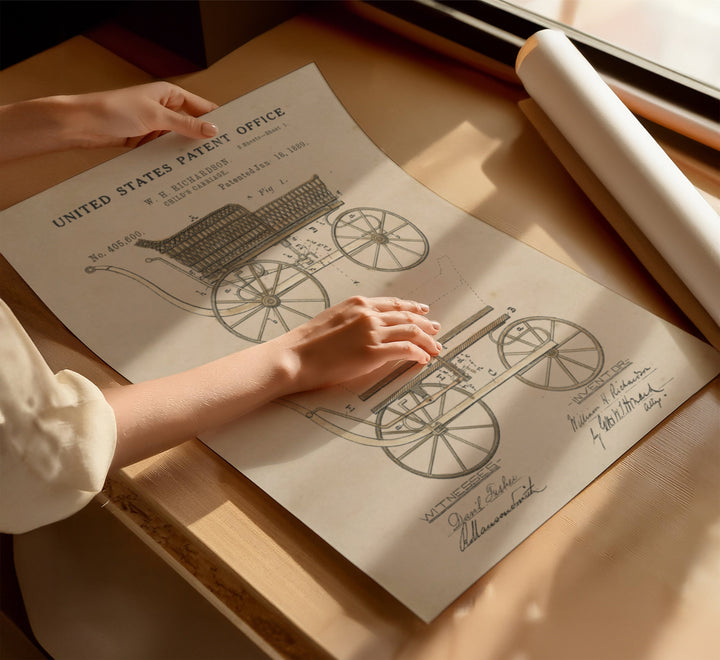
[2, 65, 719, 621]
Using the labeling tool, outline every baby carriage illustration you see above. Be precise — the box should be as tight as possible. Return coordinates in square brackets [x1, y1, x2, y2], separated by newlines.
[280, 305, 604, 479]
[87, 175, 429, 343]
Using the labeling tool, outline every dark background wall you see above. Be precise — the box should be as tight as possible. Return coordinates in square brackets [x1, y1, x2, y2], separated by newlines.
[1, 1, 125, 68]
[0, 0, 305, 72]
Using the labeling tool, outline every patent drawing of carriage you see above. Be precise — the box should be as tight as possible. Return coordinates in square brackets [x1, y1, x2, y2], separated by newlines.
[279, 305, 605, 479]
[86, 175, 429, 343]
[87, 173, 605, 480]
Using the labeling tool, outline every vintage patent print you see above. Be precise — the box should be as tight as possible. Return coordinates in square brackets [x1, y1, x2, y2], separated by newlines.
[2, 65, 718, 621]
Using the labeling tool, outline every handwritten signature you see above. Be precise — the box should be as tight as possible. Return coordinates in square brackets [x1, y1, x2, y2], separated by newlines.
[567, 362, 671, 449]
[590, 382, 667, 449]
[447, 473, 519, 534]
[451, 476, 545, 552]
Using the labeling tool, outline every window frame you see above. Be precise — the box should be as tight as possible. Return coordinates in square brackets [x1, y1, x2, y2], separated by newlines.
[362, 0, 719, 125]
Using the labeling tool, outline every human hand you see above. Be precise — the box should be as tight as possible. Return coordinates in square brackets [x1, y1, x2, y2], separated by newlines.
[271, 296, 442, 392]
[0, 82, 219, 162]
[105, 296, 441, 468]
[66, 81, 219, 148]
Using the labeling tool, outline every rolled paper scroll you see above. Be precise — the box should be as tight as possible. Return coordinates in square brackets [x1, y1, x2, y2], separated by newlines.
[516, 30, 720, 333]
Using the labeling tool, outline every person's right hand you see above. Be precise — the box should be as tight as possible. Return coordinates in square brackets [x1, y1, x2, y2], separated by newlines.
[270, 296, 442, 392]
[105, 295, 442, 469]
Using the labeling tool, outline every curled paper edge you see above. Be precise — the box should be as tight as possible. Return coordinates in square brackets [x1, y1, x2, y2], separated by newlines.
[515, 30, 720, 336]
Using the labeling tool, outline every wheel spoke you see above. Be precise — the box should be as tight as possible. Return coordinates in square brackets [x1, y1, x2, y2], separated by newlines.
[371, 242, 382, 269]
[215, 296, 261, 305]
[214, 260, 328, 342]
[227, 305, 267, 340]
[445, 423, 495, 432]
[553, 356, 579, 384]
[528, 323, 548, 345]
[441, 436, 467, 471]
[335, 231, 371, 242]
[558, 346, 601, 354]
[556, 353, 598, 371]
[355, 210, 379, 232]
[276, 303, 314, 321]
[249, 263, 271, 296]
[396, 433, 434, 460]
[377, 210, 387, 233]
[382, 217, 411, 235]
[222, 279, 263, 298]
[543, 356, 553, 387]
[274, 273, 317, 298]
[274, 296, 328, 304]
[376, 244, 401, 269]
[379, 241, 425, 265]
[384, 235, 428, 246]
[504, 331, 544, 348]
[226, 304, 264, 326]
[268, 263, 284, 294]
[380, 382, 498, 478]
[334, 208, 427, 271]
[427, 436, 439, 474]
[498, 317, 603, 392]
[548, 319, 557, 341]
[271, 307, 291, 333]
[553, 328, 583, 350]
[443, 430, 493, 454]
[343, 238, 381, 260]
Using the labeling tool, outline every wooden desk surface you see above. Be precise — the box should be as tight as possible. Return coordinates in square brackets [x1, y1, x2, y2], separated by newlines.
[1, 7, 718, 659]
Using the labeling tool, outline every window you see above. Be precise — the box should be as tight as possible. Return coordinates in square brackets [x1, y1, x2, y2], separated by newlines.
[362, 0, 719, 139]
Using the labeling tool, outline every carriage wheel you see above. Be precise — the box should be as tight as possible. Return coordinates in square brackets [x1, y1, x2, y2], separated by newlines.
[376, 383, 499, 479]
[211, 260, 329, 343]
[497, 316, 604, 391]
[332, 207, 429, 271]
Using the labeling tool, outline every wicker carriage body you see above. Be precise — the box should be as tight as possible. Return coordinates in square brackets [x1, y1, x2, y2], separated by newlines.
[136, 175, 342, 282]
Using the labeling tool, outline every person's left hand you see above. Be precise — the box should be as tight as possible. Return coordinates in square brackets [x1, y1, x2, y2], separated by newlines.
[0, 82, 220, 162]
[70, 81, 219, 148]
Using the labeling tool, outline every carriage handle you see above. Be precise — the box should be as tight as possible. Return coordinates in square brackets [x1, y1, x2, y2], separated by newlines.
[86, 263, 308, 320]
[85, 265, 217, 316]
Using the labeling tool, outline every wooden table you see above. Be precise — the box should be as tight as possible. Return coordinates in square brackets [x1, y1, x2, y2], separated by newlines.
[2, 5, 718, 659]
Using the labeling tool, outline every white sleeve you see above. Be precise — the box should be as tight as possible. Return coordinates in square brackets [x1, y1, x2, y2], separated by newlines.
[0, 300, 117, 534]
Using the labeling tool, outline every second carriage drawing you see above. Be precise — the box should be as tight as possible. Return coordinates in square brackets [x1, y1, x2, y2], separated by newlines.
[87, 174, 429, 343]
[279, 306, 605, 480]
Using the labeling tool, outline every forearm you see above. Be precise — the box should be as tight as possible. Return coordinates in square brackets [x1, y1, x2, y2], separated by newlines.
[0, 96, 88, 161]
[104, 342, 296, 470]
[0, 83, 219, 163]
[103, 296, 441, 470]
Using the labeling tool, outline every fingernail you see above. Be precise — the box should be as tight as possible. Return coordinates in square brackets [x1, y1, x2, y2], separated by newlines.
[430, 321, 441, 332]
[418, 303, 429, 313]
[435, 341, 442, 351]
[202, 122, 218, 137]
